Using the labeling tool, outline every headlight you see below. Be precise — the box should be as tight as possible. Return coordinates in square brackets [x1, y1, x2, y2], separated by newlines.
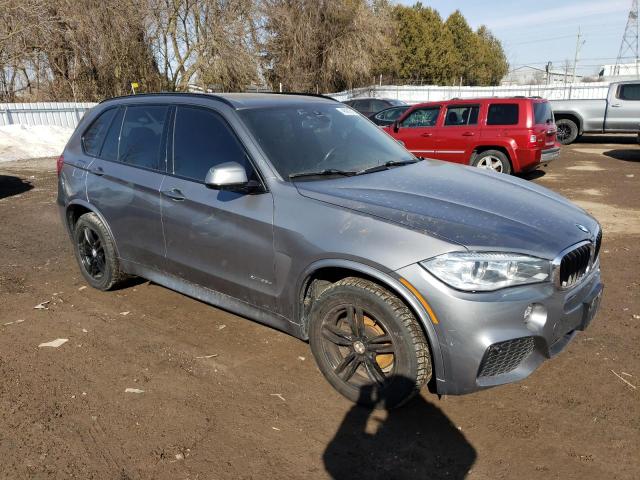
[420, 252, 550, 292]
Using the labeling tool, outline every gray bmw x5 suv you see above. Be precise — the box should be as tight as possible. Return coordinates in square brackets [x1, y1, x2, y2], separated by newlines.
[58, 93, 603, 407]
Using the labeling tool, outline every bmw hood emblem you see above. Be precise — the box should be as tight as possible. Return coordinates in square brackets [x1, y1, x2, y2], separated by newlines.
[576, 224, 591, 234]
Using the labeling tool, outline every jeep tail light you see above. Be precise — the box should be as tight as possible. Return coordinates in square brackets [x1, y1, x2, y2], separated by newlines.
[56, 154, 64, 176]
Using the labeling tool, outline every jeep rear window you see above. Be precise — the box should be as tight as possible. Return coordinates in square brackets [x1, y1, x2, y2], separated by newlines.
[487, 104, 519, 125]
[533, 102, 553, 124]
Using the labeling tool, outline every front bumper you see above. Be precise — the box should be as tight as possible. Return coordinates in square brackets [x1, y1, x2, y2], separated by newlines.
[396, 261, 603, 395]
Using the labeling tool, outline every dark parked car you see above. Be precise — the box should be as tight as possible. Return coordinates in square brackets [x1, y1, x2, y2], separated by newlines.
[58, 93, 603, 408]
[342, 97, 406, 118]
[370, 105, 410, 126]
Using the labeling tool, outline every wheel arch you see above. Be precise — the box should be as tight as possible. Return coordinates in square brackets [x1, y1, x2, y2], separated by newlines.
[64, 200, 121, 258]
[470, 145, 515, 170]
[553, 112, 583, 134]
[297, 259, 445, 386]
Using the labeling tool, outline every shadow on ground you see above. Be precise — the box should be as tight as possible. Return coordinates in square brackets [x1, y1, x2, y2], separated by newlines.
[324, 378, 476, 480]
[602, 149, 640, 162]
[575, 135, 637, 145]
[0, 175, 33, 200]
[519, 169, 547, 181]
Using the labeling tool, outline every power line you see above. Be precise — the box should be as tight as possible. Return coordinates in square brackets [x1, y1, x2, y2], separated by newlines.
[615, 0, 639, 75]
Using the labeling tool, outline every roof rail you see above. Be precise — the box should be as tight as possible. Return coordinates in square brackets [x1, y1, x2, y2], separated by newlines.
[98, 90, 338, 107]
[98, 92, 235, 108]
[271, 91, 339, 102]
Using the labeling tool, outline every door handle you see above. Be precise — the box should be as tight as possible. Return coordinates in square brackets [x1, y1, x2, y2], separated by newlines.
[89, 166, 104, 176]
[162, 188, 185, 201]
[462, 131, 475, 136]
[611, 103, 622, 107]
[420, 132, 433, 137]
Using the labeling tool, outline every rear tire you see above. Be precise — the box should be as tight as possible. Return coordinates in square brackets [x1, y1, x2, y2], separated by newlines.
[472, 149, 512, 174]
[556, 118, 579, 145]
[72, 212, 126, 291]
[309, 277, 432, 409]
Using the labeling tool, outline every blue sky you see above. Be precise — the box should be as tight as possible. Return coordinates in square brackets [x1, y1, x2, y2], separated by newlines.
[396, 0, 632, 75]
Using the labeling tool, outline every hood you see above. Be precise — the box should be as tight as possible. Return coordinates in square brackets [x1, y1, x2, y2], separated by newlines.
[294, 160, 599, 259]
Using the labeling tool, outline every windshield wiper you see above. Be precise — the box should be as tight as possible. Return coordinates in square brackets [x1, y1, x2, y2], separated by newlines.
[356, 158, 421, 175]
[289, 168, 357, 180]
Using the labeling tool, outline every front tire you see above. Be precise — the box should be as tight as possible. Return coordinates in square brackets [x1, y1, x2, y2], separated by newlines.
[472, 149, 512, 174]
[309, 277, 432, 408]
[72, 212, 126, 291]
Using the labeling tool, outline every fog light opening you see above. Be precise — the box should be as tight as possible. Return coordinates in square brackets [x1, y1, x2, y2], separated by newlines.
[524, 303, 547, 331]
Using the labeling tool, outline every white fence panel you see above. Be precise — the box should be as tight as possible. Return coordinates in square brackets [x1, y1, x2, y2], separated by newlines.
[0, 102, 97, 127]
[330, 82, 612, 103]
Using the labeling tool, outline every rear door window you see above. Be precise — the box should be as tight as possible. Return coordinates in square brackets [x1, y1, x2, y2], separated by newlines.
[487, 104, 519, 125]
[401, 107, 440, 127]
[82, 108, 118, 156]
[118, 105, 170, 171]
[533, 102, 553, 124]
[618, 83, 640, 100]
[172, 106, 252, 182]
[444, 105, 479, 126]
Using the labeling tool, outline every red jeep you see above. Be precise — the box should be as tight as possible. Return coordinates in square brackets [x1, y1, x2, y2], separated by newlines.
[383, 97, 560, 174]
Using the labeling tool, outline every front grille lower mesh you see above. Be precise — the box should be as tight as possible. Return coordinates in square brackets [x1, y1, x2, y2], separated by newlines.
[559, 243, 592, 289]
[478, 337, 535, 377]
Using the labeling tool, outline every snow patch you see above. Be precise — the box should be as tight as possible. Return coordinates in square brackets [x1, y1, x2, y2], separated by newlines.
[0, 124, 73, 162]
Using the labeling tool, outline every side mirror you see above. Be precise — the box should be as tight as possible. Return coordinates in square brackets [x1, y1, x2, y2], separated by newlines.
[392, 120, 400, 133]
[204, 162, 248, 189]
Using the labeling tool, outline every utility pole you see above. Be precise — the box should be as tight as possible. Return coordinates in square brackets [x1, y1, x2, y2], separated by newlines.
[572, 27, 585, 83]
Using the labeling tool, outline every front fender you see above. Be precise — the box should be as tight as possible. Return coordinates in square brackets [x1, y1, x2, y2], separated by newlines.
[296, 258, 445, 385]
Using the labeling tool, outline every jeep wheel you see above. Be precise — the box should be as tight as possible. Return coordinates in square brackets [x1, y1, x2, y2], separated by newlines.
[309, 277, 432, 408]
[556, 118, 578, 145]
[472, 150, 512, 174]
[73, 212, 126, 291]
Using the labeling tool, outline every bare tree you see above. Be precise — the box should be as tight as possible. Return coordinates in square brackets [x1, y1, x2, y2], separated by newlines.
[260, 0, 390, 92]
[148, 0, 259, 91]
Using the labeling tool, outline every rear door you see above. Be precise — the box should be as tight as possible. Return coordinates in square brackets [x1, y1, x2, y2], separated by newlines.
[85, 104, 169, 267]
[392, 106, 441, 158]
[605, 82, 640, 131]
[434, 104, 480, 163]
[160, 105, 276, 310]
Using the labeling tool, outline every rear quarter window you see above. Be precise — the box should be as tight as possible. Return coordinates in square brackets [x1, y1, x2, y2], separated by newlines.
[487, 104, 519, 126]
[82, 108, 117, 156]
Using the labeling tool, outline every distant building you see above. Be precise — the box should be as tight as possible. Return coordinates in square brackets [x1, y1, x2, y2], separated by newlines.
[599, 62, 640, 79]
[500, 66, 581, 86]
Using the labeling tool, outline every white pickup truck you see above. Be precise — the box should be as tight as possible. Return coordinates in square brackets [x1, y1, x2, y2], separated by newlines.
[551, 80, 640, 144]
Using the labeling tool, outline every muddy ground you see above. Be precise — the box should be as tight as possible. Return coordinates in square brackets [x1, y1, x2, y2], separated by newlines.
[0, 138, 638, 479]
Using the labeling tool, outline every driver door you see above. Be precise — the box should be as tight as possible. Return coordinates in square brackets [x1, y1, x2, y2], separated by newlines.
[160, 105, 277, 311]
[393, 106, 441, 158]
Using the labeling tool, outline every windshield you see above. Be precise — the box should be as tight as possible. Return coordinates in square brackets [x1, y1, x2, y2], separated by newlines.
[238, 104, 414, 180]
